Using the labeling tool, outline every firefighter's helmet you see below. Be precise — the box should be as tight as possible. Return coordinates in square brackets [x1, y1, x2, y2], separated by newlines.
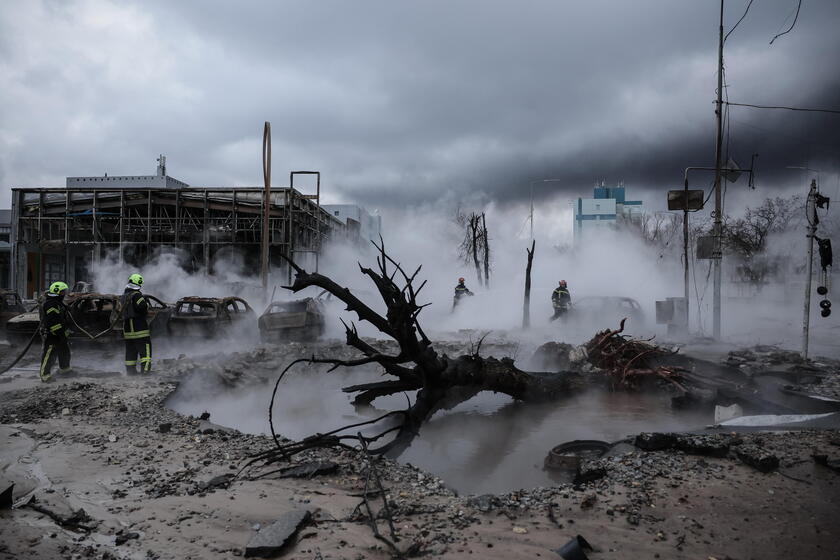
[128, 273, 144, 287]
[48, 281, 69, 295]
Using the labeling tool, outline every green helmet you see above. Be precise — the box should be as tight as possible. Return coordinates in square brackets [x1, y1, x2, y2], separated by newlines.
[48, 281, 69, 295]
[128, 273, 144, 286]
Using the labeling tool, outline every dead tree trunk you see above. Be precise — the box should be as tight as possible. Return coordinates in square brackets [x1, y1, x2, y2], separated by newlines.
[481, 212, 490, 288]
[523, 239, 535, 328]
[470, 214, 483, 287]
[277, 238, 581, 456]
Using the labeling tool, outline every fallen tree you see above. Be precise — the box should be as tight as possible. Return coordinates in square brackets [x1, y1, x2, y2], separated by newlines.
[263, 238, 584, 458]
[579, 319, 687, 392]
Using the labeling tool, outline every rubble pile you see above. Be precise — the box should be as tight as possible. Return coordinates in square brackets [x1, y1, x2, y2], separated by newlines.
[2, 336, 839, 558]
[0, 382, 121, 424]
[723, 345, 840, 400]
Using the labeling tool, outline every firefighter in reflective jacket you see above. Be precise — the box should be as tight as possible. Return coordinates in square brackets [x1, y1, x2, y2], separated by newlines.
[452, 277, 474, 310]
[122, 273, 152, 374]
[40, 281, 73, 382]
[551, 280, 571, 321]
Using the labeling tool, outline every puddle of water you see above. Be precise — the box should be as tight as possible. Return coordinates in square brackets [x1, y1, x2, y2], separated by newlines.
[169, 367, 711, 495]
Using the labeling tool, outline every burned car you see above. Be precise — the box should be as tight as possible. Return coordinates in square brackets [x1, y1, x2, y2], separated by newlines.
[571, 296, 645, 328]
[258, 297, 326, 342]
[167, 296, 256, 338]
[1, 289, 27, 332]
[5, 292, 171, 345]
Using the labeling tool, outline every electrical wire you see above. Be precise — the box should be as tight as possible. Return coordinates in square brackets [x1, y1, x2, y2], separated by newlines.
[724, 101, 840, 115]
[725, 0, 755, 43]
[770, 0, 803, 45]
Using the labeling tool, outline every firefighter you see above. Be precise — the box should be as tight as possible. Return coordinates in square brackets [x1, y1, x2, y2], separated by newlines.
[122, 273, 152, 374]
[40, 281, 73, 382]
[453, 277, 474, 310]
[550, 280, 571, 321]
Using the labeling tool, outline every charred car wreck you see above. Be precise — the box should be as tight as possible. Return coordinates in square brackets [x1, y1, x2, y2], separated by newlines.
[167, 296, 256, 338]
[258, 297, 326, 342]
[0, 289, 27, 333]
[5, 292, 171, 344]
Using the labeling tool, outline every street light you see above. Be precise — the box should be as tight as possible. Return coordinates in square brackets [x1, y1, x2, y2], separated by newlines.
[528, 179, 564, 240]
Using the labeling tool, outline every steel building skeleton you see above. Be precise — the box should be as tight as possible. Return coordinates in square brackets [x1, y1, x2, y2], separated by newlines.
[9, 186, 343, 297]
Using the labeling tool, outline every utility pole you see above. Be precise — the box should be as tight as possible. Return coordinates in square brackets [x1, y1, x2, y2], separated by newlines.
[683, 178, 690, 324]
[528, 178, 563, 240]
[712, 0, 725, 339]
[802, 179, 818, 359]
[261, 122, 271, 293]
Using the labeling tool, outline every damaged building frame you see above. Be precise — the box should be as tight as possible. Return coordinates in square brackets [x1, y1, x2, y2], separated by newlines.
[9, 186, 345, 298]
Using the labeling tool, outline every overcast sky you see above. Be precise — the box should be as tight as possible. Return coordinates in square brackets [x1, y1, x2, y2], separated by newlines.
[1, 0, 839, 212]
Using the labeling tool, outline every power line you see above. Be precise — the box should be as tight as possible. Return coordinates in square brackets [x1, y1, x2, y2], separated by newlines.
[724, 101, 840, 115]
[724, 0, 755, 43]
[770, 0, 803, 45]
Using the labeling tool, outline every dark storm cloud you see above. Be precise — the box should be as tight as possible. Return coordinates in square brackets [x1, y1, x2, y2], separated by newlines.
[1, 0, 838, 210]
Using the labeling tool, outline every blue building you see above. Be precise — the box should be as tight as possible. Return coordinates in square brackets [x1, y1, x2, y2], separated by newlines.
[573, 182, 643, 240]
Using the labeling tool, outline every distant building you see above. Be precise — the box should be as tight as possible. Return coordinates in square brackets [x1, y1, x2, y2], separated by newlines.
[0, 209, 10, 289]
[322, 204, 382, 245]
[573, 182, 643, 240]
[66, 155, 189, 189]
[7, 157, 366, 297]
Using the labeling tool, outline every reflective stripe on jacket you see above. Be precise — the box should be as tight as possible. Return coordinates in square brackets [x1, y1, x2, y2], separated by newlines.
[122, 289, 150, 339]
[42, 296, 69, 338]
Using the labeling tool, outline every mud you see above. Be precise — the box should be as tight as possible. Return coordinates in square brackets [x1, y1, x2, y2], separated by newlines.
[1, 338, 839, 559]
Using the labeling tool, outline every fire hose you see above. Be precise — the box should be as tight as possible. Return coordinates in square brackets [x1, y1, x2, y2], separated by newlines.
[0, 309, 121, 376]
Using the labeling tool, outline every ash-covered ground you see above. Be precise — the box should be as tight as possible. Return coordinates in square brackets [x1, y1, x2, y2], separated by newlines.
[1, 334, 840, 559]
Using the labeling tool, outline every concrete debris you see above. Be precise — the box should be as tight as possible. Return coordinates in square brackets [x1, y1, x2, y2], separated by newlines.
[466, 494, 499, 513]
[276, 461, 338, 479]
[157, 422, 172, 433]
[634, 432, 677, 451]
[244, 509, 311, 558]
[114, 531, 140, 546]
[579, 493, 597, 509]
[26, 495, 94, 531]
[531, 341, 575, 371]
[812, 452, 840, 473]
[674, 434, 732, 458]
[734, 445, 779, 472]
[574, 462, 607, 485]
[198, 473, 234, 491]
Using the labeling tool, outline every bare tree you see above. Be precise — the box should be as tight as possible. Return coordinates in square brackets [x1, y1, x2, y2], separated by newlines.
[275, 239, 579, 456]
[684, 195, 803, 286]
[722, 195, 803, 261]
[454, 208, 491, 287]
[624, 211, 682, 259]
